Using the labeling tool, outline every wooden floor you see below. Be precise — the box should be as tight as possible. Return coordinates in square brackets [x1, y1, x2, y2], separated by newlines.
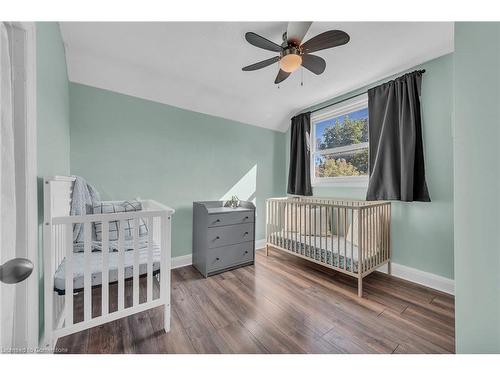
[56, 247, 455, 354]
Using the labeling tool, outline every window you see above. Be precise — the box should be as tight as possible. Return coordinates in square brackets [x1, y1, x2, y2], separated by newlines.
[311, 94, 369, 186]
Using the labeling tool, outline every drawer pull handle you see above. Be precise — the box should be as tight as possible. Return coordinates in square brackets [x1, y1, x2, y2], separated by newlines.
[215, 219, 221, 223]
[215, 236, 220, 240]
[244, 250, 249, 254]
[216, 257, 220, 261]
[243, 232, 249, 236]
[244, 216, 249, 220]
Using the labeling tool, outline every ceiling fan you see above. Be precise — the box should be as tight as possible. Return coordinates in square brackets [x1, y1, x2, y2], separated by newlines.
[242, 22, 350, 84]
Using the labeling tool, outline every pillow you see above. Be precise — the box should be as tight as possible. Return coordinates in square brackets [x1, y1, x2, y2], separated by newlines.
[93, 200, 148, 242]
[346, 210, 382, 250]
[284, 204, 330, 236]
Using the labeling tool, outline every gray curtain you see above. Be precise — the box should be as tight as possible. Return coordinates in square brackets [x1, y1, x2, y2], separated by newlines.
[287, 112, 312, 196]
[366, 70, 431, 202]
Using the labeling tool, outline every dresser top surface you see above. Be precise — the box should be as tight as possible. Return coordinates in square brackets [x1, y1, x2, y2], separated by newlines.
[207, 207, 253, 214]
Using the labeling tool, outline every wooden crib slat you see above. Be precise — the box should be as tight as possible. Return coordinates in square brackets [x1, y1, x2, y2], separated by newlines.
[336, 207, 340, 264]
[118, 220, 125, 311]
[293, 204, 298, 252]
[330, 207, 334, 265]
[101, 220, 110, 316]
[370, 206, 374, 270]
[308, 204, 312, 257]
[319, 206, 322, 261]
[65, 223, 73, 327]
[351, 209, 354, 271]
[133, 217, 140, 307]
[147, 217, 154, 303]
[83, 222, 92, 321]
[376, 206, 380, 266]
[359, 208, 364, 275]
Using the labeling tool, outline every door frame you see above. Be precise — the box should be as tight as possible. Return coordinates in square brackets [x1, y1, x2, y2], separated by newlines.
[21, 21, 38, 351]
[2, 21, 38, 350]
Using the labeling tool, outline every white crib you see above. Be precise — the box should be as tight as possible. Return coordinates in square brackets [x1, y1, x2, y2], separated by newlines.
[43, 176, 174, 349]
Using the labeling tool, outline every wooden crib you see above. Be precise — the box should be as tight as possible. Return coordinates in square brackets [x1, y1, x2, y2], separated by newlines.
[266, 197, 391, 297]
[43, 176, 174, 349]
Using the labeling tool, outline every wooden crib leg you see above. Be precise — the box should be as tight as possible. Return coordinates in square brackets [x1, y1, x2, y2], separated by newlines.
[265, 244, 269, 256]
[358, 277, 363, 298]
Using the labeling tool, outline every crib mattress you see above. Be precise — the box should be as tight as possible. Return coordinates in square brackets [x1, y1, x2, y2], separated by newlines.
[53, 243, 162, 293]
[270, 233, 380, 273]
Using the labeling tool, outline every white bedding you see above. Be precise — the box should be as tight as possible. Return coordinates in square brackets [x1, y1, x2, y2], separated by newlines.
[54, 242, 162, 293]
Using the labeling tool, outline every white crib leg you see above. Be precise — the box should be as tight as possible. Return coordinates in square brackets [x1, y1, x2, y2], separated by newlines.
[164, 303, 171, 333]
[357, 277, 363, 298]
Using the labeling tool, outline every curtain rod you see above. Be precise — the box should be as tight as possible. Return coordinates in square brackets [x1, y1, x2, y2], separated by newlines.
[310, 69, 426, 114]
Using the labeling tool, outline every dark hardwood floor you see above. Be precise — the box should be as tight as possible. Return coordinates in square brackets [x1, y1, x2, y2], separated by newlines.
[56, 247, 455, 354]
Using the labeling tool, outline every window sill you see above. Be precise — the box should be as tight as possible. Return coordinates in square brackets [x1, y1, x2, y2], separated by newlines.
[312, 176, 369, 188]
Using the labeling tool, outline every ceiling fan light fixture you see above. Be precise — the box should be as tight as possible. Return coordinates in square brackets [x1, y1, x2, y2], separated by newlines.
[279, 53, 302, 73]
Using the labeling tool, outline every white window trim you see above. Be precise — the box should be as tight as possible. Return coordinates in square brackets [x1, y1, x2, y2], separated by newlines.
[310, 94, 369, 188]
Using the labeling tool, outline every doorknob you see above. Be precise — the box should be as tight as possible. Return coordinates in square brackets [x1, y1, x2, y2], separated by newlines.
[0, 258, 34, 284]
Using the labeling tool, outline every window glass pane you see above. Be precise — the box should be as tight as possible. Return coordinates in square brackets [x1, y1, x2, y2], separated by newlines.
[314, 147, 369, 178]
[315, 107, 368, 151]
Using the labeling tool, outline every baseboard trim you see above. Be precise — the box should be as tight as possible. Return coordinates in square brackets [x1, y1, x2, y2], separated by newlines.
[172, 240, 455, 295]
[171, 254, 193, 269]
[255, 238, 266, 250]
[376, 262, 454, 295]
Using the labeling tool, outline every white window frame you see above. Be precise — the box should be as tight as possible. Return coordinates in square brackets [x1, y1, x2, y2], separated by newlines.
[310, 94, 369, 187]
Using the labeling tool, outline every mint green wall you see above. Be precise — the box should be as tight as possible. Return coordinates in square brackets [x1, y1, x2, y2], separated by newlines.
[69, 83, 287, 257]
[453, 22, 500, 353]
[286, 54, 454, 279]
[37, 23, 70, 177]
[36, 22, 70, 339]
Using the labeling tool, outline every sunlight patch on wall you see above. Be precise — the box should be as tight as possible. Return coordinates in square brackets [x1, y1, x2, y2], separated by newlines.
[220, 165, 257, 205]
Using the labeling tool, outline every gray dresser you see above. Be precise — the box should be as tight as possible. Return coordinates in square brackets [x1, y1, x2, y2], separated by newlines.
[192, 201, 256, 277]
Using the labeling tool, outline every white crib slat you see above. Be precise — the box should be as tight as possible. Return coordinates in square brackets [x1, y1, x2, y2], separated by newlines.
[83, 223, 92, 321]
[118, 220, 125, 311]
[161, 214, 171, 331]
[133, 217, 140, 306]
[147, 217, 154, 302]
[65, 223, 73, 327]
[101, 220, 110, 316]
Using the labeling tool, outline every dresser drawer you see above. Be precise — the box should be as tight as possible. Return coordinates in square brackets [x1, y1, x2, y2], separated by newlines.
[208, 223, 254, 248]
[208, 211, 254, 227]
[207, 242, 254, 273]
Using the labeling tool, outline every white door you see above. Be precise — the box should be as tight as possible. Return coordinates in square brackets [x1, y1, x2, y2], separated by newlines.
[0, 22, 38, 353]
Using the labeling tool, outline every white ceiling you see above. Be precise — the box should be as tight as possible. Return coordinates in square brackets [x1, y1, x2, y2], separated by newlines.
[60, 22, 453, 132]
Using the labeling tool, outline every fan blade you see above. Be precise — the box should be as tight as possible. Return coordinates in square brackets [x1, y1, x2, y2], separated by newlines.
[301, 30, 350, 53]
[242, 56, 280, 71]
[274, 69, 290, 84]
[245, 32, 282, 52]
[287, 22, 312, 45]
[301, 54, 326, 75]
